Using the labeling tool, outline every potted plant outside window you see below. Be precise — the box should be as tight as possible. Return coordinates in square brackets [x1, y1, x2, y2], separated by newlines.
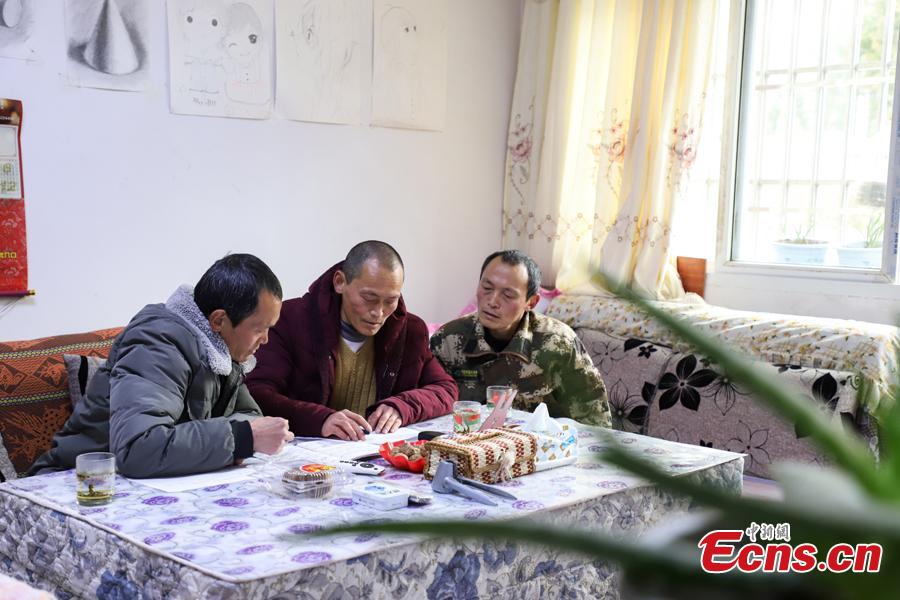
[837, 213, 883, 269]
[772, 225, 828, 265]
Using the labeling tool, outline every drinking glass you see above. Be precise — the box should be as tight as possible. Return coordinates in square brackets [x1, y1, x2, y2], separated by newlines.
[452, 401, 482, 434]
[486, 385, 513, 410]
[76, 452, 116, 506]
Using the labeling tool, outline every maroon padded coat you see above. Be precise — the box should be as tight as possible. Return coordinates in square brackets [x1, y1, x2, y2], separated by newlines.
[246, 262, 458, 437]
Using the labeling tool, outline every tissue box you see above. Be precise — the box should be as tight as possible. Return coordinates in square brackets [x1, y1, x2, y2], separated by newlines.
[352, 482, 409, 511]
[519, 403, 578, 472]
[533, 424, 578, 472]
[423, 428, 538, 484]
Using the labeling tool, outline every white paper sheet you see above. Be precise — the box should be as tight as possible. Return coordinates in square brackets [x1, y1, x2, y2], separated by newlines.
[274, 0, 364, 124]
[167, 0, 273, 118]
[294, 426, 419, 460]
[245, 442, 328, 466]
[65, 0, 150, 91]
[371, 0, 446, 131]
[129, 464, 256, 492]
[362, 426, 420, 445]
[0, 0, 37, 61]
[127, 428, 420, 491]
[131, 443, 316, 492]
[293, 439, 381, 461]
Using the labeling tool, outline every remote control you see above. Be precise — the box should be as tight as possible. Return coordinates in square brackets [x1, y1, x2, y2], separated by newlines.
[339, 459, 385, 476]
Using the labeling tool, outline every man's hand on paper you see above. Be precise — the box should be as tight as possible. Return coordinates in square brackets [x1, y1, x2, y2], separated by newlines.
[322, 409, 372, 441]
[250, 416, 294, 454]
[367, 403, 402, 434]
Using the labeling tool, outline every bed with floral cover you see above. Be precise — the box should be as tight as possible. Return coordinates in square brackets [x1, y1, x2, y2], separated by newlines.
[547, 294, 899, 478]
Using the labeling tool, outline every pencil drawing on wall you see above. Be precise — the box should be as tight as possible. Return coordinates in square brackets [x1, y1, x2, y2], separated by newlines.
[275, 0, 363, 125]
[372, 0, 446, 131]
[167, 0, 273, 119]
[65, 0, 150, 91]
[0, 0, 37, 61]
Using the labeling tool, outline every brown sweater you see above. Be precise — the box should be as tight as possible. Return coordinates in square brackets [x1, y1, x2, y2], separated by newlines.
[329, 338, 376, 415]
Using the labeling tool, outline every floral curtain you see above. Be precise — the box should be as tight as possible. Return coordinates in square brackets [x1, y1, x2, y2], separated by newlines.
[502, 0, 727, 298]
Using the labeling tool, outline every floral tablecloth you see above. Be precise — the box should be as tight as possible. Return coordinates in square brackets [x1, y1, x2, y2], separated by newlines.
[0, 412, 743, 599]
[547, 294, 900, 414]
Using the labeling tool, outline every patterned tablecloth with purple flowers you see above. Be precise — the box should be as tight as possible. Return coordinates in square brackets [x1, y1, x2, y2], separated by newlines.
[0, 412, 743, 599]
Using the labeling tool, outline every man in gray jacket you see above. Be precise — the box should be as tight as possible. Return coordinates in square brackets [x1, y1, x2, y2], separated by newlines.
[31, 254, 293, 478]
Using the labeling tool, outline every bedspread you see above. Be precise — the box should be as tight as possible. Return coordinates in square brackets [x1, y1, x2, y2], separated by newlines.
[0, 412, 743, 599]
[547, 294, 900, 414]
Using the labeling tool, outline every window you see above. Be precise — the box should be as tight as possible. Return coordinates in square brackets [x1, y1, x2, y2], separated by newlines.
[729, 0, 898, 274]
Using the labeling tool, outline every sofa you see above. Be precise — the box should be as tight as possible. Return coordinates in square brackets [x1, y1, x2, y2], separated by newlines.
[547, 294, 898, 478]
[0, 328, 122, 481]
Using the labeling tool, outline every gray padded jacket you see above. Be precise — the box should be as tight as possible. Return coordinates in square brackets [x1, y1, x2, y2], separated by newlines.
[30, 286, 261, 478]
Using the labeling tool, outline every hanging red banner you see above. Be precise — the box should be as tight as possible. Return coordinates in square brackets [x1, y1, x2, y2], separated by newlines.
[0, 98, 28, 296]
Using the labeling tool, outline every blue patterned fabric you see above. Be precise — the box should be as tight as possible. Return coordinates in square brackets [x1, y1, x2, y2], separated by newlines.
[0, 412, 743, 598]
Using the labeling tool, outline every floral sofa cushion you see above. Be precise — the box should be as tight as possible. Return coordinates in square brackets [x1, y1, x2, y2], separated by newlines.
[0, 328, 121, 476]
[576, 328, 672, 434]
[645, 351, 862, 478]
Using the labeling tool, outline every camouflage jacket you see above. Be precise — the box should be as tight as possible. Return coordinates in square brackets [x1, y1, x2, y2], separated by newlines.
[430, 312, 611, 427]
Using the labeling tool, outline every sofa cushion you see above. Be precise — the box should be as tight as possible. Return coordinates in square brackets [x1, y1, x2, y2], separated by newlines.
[0, 328, 122, 476]
[576, 328, 673, 434]
[63, 354, 107, 409]
[645, 351, 859, 478]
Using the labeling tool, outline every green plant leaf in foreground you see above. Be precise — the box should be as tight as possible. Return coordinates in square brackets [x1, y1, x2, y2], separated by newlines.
[597, 430, 900, 549]
[876, 384, 900, 493]
[316, 441, 900, 598]
[313, 280, 900, 597]
[315, 519, 805, 594]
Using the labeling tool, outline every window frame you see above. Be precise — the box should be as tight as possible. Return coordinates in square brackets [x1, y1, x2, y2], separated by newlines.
[715, 0, 900, 284]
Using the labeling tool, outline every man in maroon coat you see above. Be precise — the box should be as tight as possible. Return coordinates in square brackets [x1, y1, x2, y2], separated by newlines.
[246, 241, 457, 440]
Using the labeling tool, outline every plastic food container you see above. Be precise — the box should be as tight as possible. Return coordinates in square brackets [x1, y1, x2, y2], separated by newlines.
[277, 461, 353, 499]
[379, 440, 427, 473]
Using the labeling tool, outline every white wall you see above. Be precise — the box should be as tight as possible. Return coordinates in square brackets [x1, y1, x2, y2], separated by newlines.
[706, 271, 900, 325]
[0, 0, 523, 340]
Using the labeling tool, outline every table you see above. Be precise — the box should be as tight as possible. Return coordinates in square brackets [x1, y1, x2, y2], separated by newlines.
[0, 412, 743, 599]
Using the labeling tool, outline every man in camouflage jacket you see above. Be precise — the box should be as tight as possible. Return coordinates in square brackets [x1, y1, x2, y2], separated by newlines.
[430, 251, 611, 427]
